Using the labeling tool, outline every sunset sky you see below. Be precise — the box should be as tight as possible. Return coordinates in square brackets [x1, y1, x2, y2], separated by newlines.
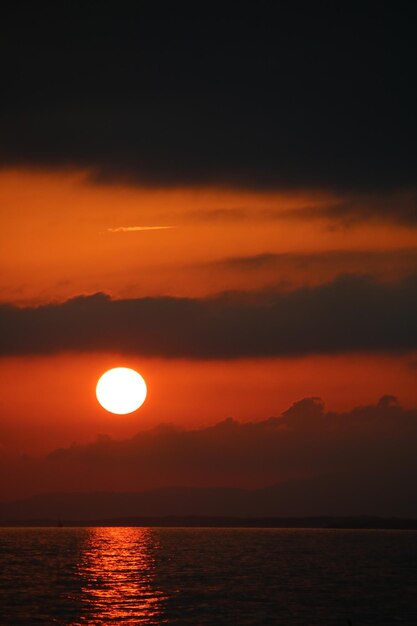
[1, 4, 416, 512]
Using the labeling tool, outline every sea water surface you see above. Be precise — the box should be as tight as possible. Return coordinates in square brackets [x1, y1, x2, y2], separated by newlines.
[0, 527, 416, 625]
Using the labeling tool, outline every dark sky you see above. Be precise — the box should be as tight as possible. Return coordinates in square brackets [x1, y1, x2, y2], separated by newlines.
[1, 3, 416, 193]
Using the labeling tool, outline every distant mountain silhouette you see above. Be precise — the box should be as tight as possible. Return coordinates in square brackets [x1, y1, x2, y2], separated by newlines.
[1, 469, 416, 522]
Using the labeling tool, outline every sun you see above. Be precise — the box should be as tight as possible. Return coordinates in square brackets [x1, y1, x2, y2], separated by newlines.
[96, 367, 147, 414]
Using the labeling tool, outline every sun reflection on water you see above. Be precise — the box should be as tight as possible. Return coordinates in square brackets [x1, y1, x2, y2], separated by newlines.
[77, 527, 167, 624]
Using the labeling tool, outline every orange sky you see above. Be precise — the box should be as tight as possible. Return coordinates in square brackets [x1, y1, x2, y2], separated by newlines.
[1, 168, 417, 455]
[2, 169, 417, 304]
[1, 348, 417, 455]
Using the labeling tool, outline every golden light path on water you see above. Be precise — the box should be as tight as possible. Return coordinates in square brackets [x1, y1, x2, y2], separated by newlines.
[77, 527, 167, 623]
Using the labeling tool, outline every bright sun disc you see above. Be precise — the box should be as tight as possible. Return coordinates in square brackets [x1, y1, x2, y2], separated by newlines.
[96, 367, 147, 414]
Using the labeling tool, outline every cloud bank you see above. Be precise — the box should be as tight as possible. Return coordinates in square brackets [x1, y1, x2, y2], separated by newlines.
[1, 396, 417, 516]
[1, 274, 417, 358]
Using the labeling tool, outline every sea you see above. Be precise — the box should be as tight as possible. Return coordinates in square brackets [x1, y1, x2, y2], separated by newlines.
[0, 527, 416, 625]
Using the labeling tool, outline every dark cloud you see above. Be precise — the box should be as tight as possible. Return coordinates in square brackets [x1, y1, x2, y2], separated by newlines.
[0, 4, 415, 195]
[1, 274, 417, 358]
[1, 397, 417, 517]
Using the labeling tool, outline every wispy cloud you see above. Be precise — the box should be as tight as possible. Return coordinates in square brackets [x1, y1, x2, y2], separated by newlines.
[107, 225, 175, 233]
